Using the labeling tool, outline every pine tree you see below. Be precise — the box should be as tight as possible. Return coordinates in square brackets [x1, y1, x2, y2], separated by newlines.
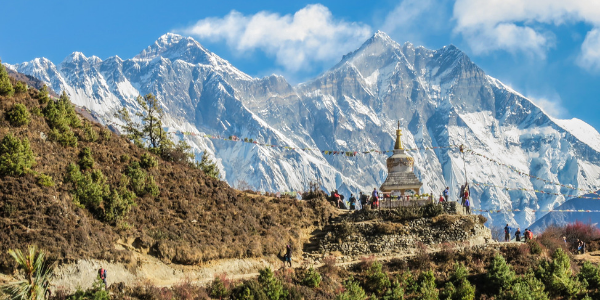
[198, 152, 220, 179]
[537, 248, 587, 298]
[418, 270, 439, 300]
[0, 60, 14, 97]
[0, 134, 35, 176]
[486, 254, 515, 295]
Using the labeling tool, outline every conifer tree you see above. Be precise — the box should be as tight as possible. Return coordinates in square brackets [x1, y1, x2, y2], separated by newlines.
[198, 152, 220, 179]
[0, 134, 35, 176]
[0, 60, 14, 97]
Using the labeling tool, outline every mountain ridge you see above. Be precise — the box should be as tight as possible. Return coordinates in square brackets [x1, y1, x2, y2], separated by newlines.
[5, 31, 600, 228]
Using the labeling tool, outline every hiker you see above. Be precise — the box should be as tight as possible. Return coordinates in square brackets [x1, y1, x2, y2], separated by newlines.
[99, 267, 107, 289]
[464, 198, 471, 214]
[463, 185, 469, 203]
[460, 183, 465, 205]
[577, 240, 583, 254]
[523, 229, 529, 241]
[372, 188, 379, 209]
[504, 224, 511, 242]
[515, 228, 521, 242]
[352, 194, 361, 210]
[359, 192, 367, 209]
[334, 190, 341, 208]
[443, 187, 449, 202]
[284, 245, 292, 267]
[349, 194, 356, 210]
[563, 236, 567, 247]
[439, 194, 445, 203]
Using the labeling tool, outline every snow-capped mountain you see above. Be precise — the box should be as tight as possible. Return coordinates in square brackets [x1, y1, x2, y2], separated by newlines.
[6, 31, 600, 228]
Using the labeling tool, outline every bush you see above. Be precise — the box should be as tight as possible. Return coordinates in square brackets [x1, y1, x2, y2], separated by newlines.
[209, 275, 230, 299]
[197, 151, 220, 179]
[443, 263, 475, 300]
[0, 62, 14, 97]
[231, 280, 268, 300]
[125, 161, 147, 196]
[528, 240, 543, 255]
[302, 267, 322, 288]
[579, 261, 600, 290]
[140, 153, 158, 169]
[14, 81, 27, 94]
[103, 188, 136, 224]
[382, 280, 404, 300]
[120, 154, 130, 163]
[83, 122, 98, 142]
[37, 173, 54, 187]
[78, 147, 94, 170]
[6, 103, 31, 127]
[258, 267, 286, 300]
[43, 91, 81, 147]
[0, 134, 35, 176]
[497, 272, 548, 300]
[146, 175, 160, 197]
[486, 254, 515, 295]
[101, 129, 111, 141]
[36, 85, 50, 105]
[365, 261, 391, 295]
[565, 221, 600, 244]
[418, 270, 439, 300]
[336, 277, 366, 300]
[536, 248, 587, 298]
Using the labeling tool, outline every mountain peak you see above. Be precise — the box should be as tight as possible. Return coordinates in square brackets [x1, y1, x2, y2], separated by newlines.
[62, 51, 88, 65]
[155, 32, 185, 48]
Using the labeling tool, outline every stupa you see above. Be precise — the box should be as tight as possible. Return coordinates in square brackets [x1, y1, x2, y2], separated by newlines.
[380, 122, 423, 196]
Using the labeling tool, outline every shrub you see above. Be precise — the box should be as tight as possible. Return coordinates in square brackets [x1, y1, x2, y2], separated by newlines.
[36, 85, 50, 105]
[528, 239, 543, 255]
[565, 221, 600, 244]
[83, 122, 98, 142]
[120, 154, 130, 163]
[0, 62, 14, 97]
[497, 272, 548, 300]
[418, 270, 439, 300]
[37, 173, 55, 187]
[231, 280, 267, 300]
[6, 103, 31, 127]
[336, 277, 366, 300]
[101, 129, 111, 141]
[14, 81, 27, 94]
[0, 134, 35, 176]
[258, 267, 286, 300]
[209, 275, 230, 299]
[302, 267, 322, 288]
[0, 246, 54, 300]
[536, 248, 587, 298]
[197, 151, 220, 179]
[30, 107, 42, 117]
[579, 261, 600, 290]
[48, 127, 78, 147]
[146, 175, 160, 197]
[442, 263, 475, 300]
[43, 91, 81, 147]
[103, 188, 136, 224]
[382, 280, 404, 300]
[365, 261, 391, 295]
[140, 153, 158, 169]
[125, 161, 147, 196]
[486, 254, 515, 295]
[78, 147, 94, 170]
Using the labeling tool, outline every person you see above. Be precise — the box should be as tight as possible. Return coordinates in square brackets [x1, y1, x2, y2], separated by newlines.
[523, 229, 530, 241]
[464, 198, 471, 214]
[515, 228, 521, 242]
[99, 267, 107, 289]
[527, 229, 534, 240]
[349, 194, 356, 210]
[504, 224, 511, 242]
[359, 192, 367, 209]
[563, 236, 567, 247]
[352, 194, 361, 210]
[284, 245, 292, 267]
[460, 183, 466, 205]
[443, 187, 449, 202]
[439, 194, 444, 203]
[463, 186, 469, 203]
[372, 188, 379, 209]
[334, 190, 341, 208]
[577, 240, 583, 254]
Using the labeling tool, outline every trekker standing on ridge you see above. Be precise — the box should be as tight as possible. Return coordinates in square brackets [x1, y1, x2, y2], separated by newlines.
[443, 187, 449, 202]
[334, 190, 341, 208]
[284, 245, 292, 267]
[439, 194, 445, 203]
[359, 192, 367, 209]
[349, 194, 356, 210]
[99, 267, 107, 289]
[515, 228, 521, 242]
[504, 224, 511, 242]
[460, 183, 466, 205]
[372, 188, 379, 209]
[464, 198, 471, 214]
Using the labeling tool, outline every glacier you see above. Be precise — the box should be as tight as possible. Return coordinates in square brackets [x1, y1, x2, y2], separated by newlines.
[5, 30, 600, 229]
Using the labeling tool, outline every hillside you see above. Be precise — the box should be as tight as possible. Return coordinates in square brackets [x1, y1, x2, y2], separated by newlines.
[7, 31, 600, 230]
[529, 191, 600, 232]
[0, 69, 335, 273]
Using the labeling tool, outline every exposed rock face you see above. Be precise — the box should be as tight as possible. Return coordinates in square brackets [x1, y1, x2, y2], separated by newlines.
[6, 31, 600, 228]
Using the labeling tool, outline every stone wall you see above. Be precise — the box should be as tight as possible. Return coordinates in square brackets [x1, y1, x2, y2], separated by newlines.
[318, 212, 490, 257]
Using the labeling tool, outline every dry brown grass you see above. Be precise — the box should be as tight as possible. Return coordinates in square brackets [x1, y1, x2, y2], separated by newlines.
[0, 82, 336, 272]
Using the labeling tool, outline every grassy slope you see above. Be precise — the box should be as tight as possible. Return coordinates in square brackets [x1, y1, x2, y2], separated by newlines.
[0, 76, 334, 272]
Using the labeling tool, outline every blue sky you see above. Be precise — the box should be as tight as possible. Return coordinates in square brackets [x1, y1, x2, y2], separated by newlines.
[1, 0, 599, 130]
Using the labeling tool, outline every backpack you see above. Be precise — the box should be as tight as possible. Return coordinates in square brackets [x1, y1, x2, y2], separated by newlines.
[99, 268, 106, 279]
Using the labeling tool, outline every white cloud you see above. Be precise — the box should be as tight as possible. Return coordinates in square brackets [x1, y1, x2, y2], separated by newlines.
[180, 4, 372, 72]
[527, 95, 567, 119]
[381, 0, 449, 46]
[453, 0, 600, 59]
[577, 28, 600, 71]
